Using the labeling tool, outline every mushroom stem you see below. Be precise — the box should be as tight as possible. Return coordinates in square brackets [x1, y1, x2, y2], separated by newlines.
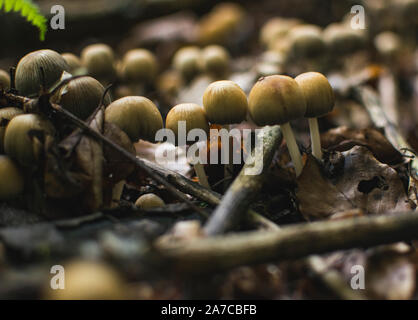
[222, 124, 233, 190]
[194, 162, 210, 189]
[308, 117, 322, 160]
[280, 122, 303, 176]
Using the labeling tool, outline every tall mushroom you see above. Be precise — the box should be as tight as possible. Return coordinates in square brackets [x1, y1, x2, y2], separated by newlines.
[202, 80, 248, 186]
[165, 103, 211, 189]
[295, 72, 334, 160]
[248, 75, 306, 176]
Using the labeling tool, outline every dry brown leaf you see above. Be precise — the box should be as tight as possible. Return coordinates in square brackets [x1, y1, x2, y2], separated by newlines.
[297, 146, 411, 220]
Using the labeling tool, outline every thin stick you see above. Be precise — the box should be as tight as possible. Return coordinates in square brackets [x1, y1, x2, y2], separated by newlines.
[193, 163, 210, 189]
[143, 159, 279, 231]
[280, 122, 303, 176]
[308, 117, 322, 160]
[204, 125, 282, 235]
[158, 210, 418, 274]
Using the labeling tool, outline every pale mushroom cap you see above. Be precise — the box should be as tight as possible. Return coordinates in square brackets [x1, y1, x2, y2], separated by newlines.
[201, 45, 230, 76]
[15, 49, 69, 97]
[81, 43, 115, 79]
[248, 75, 306, 126]
[202, 80, 248, 124]
[61, 53, 83, 72]
[323, 23, 365, 54]
[105, 96, 163, 143]
[122, 49, 158, 83]
[288, 24, 325, 57]
[46, 260, 125, 300]
[295, 72, 334, 118]
[135, 193, 165, 209]
[52, 76, 112, 120]
[4, 114, 55, 166]
[0, 107, 24, 152]
[260, 17, 300, 47]
[165, 103, 209, 145]
[173, 46, 202, 79]
[0, 69, 10, 90]
[374, 31, 402, 57]
[0, 155, 24, 200]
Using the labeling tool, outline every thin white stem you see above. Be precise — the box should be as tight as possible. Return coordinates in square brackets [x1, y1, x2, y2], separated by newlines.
[222, 124, 233, 191]
[308, 117, 323, 160]
[280, 122, 303, 177]
[194, 162, 210, 189]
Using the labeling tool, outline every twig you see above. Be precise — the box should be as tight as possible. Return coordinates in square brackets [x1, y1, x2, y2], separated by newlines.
[204, 125, 282, 235]
[157, 210, 418, 274]
[143, 159, 279, 231]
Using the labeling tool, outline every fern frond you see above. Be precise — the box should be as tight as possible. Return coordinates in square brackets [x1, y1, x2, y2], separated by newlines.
[0, 0, 47, 41]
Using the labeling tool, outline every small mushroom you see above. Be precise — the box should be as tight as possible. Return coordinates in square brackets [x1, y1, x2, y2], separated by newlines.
[105, 96, 163, 143]
[323, 23, 366, 55]
[4, 114, 55, 166]
[0, 107, 24, 153]
[15, 49, 69, 97]
[295, 72, 334, 160]
[172, 46, 202, 81]
[165, 103, 210, 189]
[0, 69, 11, 90]
[121, 49, 158, 84]
[288, 24, 325, 58]
[203, 80, 248, 187]
[248, 75, 306, 176]
[61, 52, 84, 74]
[135, 193, 165, 209]
[52, 76, 112, 120]
[260, 17, 300, 48]
[81, 43, 115, 82]
[0, 155, 24, 200]
[201, 45, 230, 78]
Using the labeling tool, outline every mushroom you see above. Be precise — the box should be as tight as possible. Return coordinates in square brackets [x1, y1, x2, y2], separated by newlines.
[121, 49, 158, 85]
[15, 49, 69, 97]
[201, 45, 230, 78]
[0, 155, 24, 200]
[81, 43, 115, 83]
[61, 52, 85, 74]
[0, 69, 11, 90]
[0, 107, 24, 153]
[203, 80, 248, 186]
[323, 23, 366, 55]
[248, 75, 306, 176]
[288, 24, 325, 59]
[105, 96, 163, 143]
[295, 72, 334, 160]
[52, 76, 112, 120]
[165, 103, 211, 189]
[172, 46, 202, 82]
[135, 193, 165, 209]
[4, 113, 55, 166]
[260, 17, 300, 49]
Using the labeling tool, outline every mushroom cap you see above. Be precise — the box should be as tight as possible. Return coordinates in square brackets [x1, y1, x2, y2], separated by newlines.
[105, 96, 163, 143]
[202, 80, 248, 124]
[46, 260, 125, 300]
[248, 75, 306, 126]
[0, 107, 24, 153]
[0, 69, 10, 90]
[201, 45, 230, 76]
[81, 43, 115, 79]
[61, 53, 83, 73]
[52, 76, 112, 120]
[122, 49, 158, 83]
[295, 72, 334, 118]
[260, 17, 300, 47]
[15, 49, 69, 97]
[4, 114, 55, 166]
[165, 103, 209, 145]
[374, 31, 401, 57]
[0, 155, 24, 200]
[135, 193, 165, 209]
[173, 46, 202, 80]
[323, 23, 365, 54]
[288, 24, 325, 58]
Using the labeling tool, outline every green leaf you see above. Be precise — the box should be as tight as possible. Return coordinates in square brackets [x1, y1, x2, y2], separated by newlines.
[1, 0, 47, 41]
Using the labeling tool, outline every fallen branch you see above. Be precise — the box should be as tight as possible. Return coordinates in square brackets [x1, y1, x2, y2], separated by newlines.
[157, 210, 418, 273]
[143, 159, 279, 231]
[204, 125, 283, 235]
